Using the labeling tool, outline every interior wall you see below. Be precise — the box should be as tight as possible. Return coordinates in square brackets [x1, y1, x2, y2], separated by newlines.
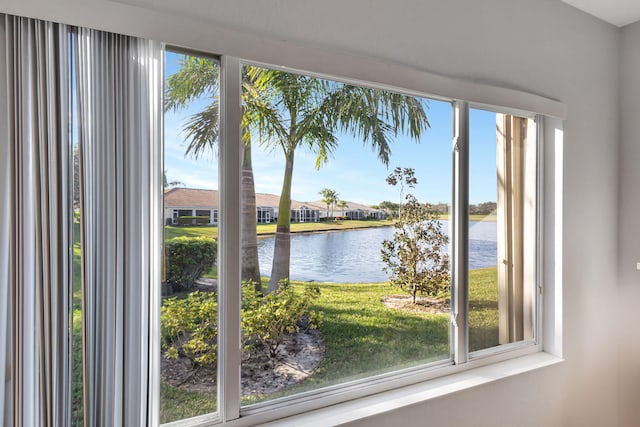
[618, 20, 640, 427]
[0, 0, 622, 426]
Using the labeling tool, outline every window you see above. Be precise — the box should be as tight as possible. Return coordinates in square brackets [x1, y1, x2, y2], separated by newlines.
[159, 55, 542, 425]
[1, 14, 557, 427]
[161, 50, 220, 422]
[468, 108, 537, 354]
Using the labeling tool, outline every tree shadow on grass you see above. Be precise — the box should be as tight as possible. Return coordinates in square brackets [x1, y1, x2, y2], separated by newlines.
[469, 325, 499, 352]
[469, 299, 498, 310]
[315, 305, 450, 379]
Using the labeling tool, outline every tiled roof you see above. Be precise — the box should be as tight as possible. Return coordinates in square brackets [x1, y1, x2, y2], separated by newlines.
[255, 192, 280, 208]
[164, 187, 324, 210]
[164, 188, 218, 207]
[309, 200, 378, 211]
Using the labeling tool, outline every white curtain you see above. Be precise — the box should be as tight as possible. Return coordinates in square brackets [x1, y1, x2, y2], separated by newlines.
[75, 28, 162, 426]
[0, 14, 72, 427]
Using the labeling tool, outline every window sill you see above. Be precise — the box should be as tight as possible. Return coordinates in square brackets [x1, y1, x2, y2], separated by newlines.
[254, 352, 563, 427]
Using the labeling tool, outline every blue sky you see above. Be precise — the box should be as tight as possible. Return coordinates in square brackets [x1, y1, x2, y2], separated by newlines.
[164, 52, 497, 205]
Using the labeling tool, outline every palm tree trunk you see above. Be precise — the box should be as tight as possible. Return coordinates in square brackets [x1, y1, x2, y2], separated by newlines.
[241, 138, 262, 291]
[268, 151, 294, 293]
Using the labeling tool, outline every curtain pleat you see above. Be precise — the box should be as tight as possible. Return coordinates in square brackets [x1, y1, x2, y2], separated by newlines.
[75, 28, 162, 427]
[0, 13, 72, 427]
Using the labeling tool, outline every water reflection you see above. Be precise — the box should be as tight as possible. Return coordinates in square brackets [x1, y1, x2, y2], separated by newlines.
[258, 220, 497, 283]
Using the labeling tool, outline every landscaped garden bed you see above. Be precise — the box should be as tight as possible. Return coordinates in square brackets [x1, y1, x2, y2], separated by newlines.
[159, 267, 498, 423]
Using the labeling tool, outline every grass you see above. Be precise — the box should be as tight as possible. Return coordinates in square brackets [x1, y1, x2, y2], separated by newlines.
[438, 213, 497, 222]
[469, 267, 500, 351]
[72, 309, 83, 426]
[72, 223, 83, 427]
[469, 214, 496, 222]
[163, 215, 495, 242]
[160, 383, 217, 423]
[159, 267, 499, 421]
[163, 219, 394, 241]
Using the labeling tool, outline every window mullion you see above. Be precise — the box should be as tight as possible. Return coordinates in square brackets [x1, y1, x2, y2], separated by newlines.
[451, 100, 469, 365]
[218, 55, 243, 422]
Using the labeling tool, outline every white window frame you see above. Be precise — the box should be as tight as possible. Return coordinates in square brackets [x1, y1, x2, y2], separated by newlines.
[160, 51, 561, 427]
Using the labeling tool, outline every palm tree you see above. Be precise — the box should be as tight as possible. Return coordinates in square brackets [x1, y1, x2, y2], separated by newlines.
[337, 200, 348, 217]
[163, 170, 184, 189]
[247, 67, 430, 293]
[165, 56, 276, 291]
[319, 188, 338, 219]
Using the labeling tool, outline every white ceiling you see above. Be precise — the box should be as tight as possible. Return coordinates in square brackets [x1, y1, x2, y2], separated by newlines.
[561, 0, 640, 27]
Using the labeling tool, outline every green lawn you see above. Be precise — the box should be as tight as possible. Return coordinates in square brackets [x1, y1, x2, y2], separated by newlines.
[163, 219, 394, 241]
[163, 216, 494, 242]
[160, 267, 498, 422]
[72, 224, 83, 427]
[438, 213, 497, 222]
[469, 214, 496, 222]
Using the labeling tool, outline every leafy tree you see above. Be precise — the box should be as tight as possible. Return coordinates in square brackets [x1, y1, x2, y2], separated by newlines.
[165, 56, 277, 290]
[319, 188, 338, 219]
[385, 166, 417, 217]
[166, 60, 430, 294]
[247, 68, 430, 293]
[377, 200, 401, 218]
[469, 201, 497, 216]
[428, 202, 449, 216]
[337, 200, 348, 217]
[381, 168, 449, 303]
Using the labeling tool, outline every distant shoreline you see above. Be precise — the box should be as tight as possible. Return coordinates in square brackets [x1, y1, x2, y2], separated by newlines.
[164, 215, 498, 240]
[256, 220, 392, 237]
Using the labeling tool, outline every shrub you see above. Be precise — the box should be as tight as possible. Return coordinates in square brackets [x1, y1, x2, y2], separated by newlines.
[161, 291, 218, 368]
[381, 167, 450, 303]
[160, 282, 322, 371]
[381, 198, 450, 303]
[176, 215, 210, 226]
[165, 237, 217, 291]
[242, 281, 322, 358]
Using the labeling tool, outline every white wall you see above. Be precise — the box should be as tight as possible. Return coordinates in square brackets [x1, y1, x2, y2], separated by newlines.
[618, 20, 640, 427]
[0, 0, 623, 425]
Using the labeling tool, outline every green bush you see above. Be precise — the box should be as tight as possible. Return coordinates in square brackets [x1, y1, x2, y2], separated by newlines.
[160, 282, 322, 371]
[242, 281, 322, 357]
[176, 215, 210, 226]
[165, 237, 217, 291]
[161, 291, 218, 367]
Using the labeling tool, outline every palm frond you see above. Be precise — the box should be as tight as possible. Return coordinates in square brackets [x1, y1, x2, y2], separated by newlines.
[165, 56, 218, 112]
[318, 84, 430, 166]
[182, 103, 219, 159]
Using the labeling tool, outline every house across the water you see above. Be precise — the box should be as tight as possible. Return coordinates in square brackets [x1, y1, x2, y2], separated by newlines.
[164, 187, 325, 225]
[164, 187, 385, 225]
[309, 200, 388, 220]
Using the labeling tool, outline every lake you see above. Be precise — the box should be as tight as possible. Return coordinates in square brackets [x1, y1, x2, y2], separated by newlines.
[258, 220, 497, 283]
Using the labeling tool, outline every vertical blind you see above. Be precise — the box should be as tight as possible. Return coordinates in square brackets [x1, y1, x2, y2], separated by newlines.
[75, 28, 162, 427]
[0, 13, 162, 426]
[0, 14, 72, 427]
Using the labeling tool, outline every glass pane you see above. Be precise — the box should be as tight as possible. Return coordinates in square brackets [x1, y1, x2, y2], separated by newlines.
[240, 65, 452, 405]
[160, 51, 219, 423]
[468, 109, 536, 353]
[71, 40, 83, 425]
